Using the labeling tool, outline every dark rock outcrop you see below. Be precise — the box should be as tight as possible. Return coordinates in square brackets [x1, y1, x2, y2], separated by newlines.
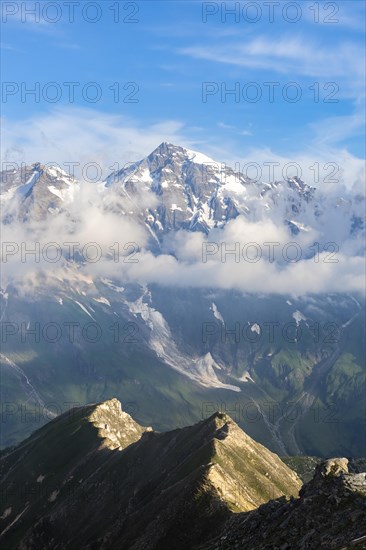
[203, 458, 366, 549]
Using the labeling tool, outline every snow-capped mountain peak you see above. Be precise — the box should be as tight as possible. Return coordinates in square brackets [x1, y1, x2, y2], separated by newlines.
[0, 162, 79, 220]
[150, 141, 217, 165]
[1, 143, 364, 243]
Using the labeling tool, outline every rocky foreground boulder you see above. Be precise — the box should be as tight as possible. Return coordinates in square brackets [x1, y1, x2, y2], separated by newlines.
[202, 457, 366, 550]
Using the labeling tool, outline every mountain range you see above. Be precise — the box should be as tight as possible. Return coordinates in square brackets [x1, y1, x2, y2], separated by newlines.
[1, 142, 365, 243]
[0, 143, 365, 459]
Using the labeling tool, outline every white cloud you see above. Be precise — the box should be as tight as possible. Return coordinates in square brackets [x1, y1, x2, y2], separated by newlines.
[1, 108, 197, 178]
[301, 0, 366, 32]
[2, 185, 364, 296]
[179, 35, 365, 100]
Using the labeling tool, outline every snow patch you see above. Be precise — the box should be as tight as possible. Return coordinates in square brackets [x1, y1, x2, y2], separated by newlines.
[194, 353, 241, 392]
[185, 148, 216, 165]
[17, 170, 40, 197]
[238, 371, 255, 383]
[211, 302, 224, 323]
[126, 293, 240, 392]
[93, 297, 111, 306]
[74, 300, 95, 320]
[292, 310, 307, 326]
[100, 278, 125, 293]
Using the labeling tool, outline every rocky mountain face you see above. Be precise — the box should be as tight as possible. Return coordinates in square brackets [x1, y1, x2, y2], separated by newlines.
[106, 142, 252, 235]
[1, 400, 365, 550]
[1, 281, 364, 458]
[202, 458, 366, 550]
[0, 163, 78, 222]
[0, 399, 301, 550]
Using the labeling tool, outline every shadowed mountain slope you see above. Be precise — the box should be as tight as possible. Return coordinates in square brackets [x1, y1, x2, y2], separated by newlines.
[0, 398, 300, 549]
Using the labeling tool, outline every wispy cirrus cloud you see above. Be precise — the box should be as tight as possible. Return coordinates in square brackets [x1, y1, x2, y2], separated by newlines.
[309, 110, 366, 148]
[180, 36, 364, 77]
[0, 42, 19, 51]
[301, 0, 366, 32]
[1, 107, 198, 175]
[217, 122, 253, 136]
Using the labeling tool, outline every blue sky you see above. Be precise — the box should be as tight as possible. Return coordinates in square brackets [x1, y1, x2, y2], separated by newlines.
[1, 0, 365, 185]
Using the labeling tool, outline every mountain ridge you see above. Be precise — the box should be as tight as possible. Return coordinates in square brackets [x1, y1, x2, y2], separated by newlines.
[1, 398, 365, 549]
[0, 398, 301, 549]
